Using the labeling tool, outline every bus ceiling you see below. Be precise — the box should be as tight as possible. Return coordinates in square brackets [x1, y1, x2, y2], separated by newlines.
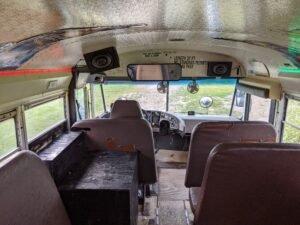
[0, 0, 299, 93]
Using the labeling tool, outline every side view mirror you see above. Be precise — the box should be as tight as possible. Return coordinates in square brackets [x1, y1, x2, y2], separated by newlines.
[235, 90, 246, 107]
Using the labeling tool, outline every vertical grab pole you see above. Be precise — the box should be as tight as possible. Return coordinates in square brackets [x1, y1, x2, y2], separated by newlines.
[166, 81, 169, 112]
[100, 84, 107, 112]
[229, 88, 237, 116]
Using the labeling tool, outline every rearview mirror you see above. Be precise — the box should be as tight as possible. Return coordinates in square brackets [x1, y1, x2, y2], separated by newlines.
[127, 64, 182, 81]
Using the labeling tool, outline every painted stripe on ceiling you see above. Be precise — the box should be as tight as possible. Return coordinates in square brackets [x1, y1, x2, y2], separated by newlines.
[0, 67, 72, 77]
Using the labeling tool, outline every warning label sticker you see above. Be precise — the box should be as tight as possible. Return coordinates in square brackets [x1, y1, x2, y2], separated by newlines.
[173, 56, 206, 69]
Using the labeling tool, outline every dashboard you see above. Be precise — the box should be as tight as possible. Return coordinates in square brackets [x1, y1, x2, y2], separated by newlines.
[100, 110, 185, 133]
[142, 110, 185, 133]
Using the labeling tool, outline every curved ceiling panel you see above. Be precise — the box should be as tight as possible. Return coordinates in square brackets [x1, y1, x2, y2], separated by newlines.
[1, 0, 299, 43]
[0, 0, 299, 71]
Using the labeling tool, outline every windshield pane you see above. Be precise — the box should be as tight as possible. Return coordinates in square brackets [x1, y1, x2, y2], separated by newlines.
[169, 79, 236, 115]
[103, 81, 167, 111]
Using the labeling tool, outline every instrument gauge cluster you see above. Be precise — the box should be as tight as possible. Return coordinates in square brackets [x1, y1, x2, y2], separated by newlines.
[142, 110, 185, 133]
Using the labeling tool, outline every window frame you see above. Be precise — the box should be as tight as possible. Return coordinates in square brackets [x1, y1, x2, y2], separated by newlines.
[280, 94, 300, 143]
[88, 83, 108, 118]
[230, 87, 277, 124]
[24, 94, 68, 146]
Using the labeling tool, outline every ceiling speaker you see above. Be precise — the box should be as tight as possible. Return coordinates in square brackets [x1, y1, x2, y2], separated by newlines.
[207, 62, 232, 77]
[84, 47, 120, 73]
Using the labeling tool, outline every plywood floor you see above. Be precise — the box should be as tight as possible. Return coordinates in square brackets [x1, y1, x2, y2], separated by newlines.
[156, 150, 188, 169]
[159, 168, 188, 201]
[138, 150, 193, 225]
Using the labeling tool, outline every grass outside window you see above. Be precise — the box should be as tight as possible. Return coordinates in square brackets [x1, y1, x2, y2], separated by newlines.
[0, 118, 17, 158]
[25, 98, 65, 140]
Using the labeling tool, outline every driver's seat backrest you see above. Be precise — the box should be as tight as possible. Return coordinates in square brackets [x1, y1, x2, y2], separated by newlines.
[185, 121, 277, 187]
[0, 151, 71, 225]
[194, 143, 300, 225]
[72, 100, 157, 184]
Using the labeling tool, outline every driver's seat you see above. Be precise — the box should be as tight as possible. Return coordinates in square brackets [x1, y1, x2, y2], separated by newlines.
[72, 100, 157, 184]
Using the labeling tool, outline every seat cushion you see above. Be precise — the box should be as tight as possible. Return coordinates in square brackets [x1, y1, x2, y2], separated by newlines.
[72, 100, 157, 184]
[185, 121, 277, 187]
[189, 187, 201, 213]
[72, 118, 157, 184]
[194, 143, 300, 225]
[0, 151, 71, 225]
[110, 100, 143, 119]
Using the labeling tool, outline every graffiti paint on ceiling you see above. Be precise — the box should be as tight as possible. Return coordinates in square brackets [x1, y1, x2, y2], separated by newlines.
[0, 24, 146, 70]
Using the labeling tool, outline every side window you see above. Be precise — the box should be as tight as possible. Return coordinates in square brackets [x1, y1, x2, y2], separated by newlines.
[75, 88, 86, 120]
[231, 90, 246, 120]
[91, 84, 105, 117]
[249, 95, 271, 122]
[0, 117, 17, 158]
[25, 98, 65, 141]
[282, 98, 300, 143]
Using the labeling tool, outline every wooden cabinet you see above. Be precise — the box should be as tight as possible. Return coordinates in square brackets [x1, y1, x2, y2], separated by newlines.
[59, 151, 138, 225]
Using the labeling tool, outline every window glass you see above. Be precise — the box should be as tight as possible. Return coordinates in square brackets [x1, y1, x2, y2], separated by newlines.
[25, 98, 65, 140]
[75, 88, 85, 120]
[92, 84, 105, 116]
[282, 98, 300, 143]
[0, 118, 17, 157]
[103, 81, 167, 111]
[249, 95, 271, 122]
[169, 79, 236, 115]
[231, 90, 245, 119]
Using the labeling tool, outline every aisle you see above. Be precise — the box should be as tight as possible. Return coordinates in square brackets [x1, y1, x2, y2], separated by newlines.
[138, 150, 193, 225]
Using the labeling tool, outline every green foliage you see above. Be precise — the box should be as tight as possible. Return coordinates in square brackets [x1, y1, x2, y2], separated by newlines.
[0, 119, 17, 157]
[283, 99, 300, 143]
[25, 98, 65, 140]
[0, 98, 65, 158]
[169, 84, 235, 115]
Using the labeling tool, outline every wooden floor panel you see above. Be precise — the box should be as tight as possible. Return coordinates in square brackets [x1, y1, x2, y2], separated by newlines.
[138, 150, 192, 225]
[156, 150, 188, 164]
[159, 168, 189, 201]
[159, 201, 187, 225]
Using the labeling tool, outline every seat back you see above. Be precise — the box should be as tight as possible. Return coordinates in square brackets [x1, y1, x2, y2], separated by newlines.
[194, 143, 300, 225]
[185, 121, 276, 187]
[72, 100, 157, 184]
[0, 151, 71, 225]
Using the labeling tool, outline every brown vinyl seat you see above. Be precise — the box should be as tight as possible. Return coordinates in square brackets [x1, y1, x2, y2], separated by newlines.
[72, 100, 157, 184]
[193, 143, 300, 225]
[0, 150, 71, 225]
[185, 121, 276, 188]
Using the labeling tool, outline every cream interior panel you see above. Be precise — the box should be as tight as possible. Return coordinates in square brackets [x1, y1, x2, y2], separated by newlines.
[0, 72, 71, 112]
[105, 49, 243, 77]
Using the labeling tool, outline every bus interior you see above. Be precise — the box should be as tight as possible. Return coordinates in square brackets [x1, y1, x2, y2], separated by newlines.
[0, 1, 300, 225]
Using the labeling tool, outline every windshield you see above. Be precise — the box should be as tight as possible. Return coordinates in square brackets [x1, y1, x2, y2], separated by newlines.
[103, 81, 167, 111]
[169, 79, 236, 114]
[99, 79, 236, 115]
